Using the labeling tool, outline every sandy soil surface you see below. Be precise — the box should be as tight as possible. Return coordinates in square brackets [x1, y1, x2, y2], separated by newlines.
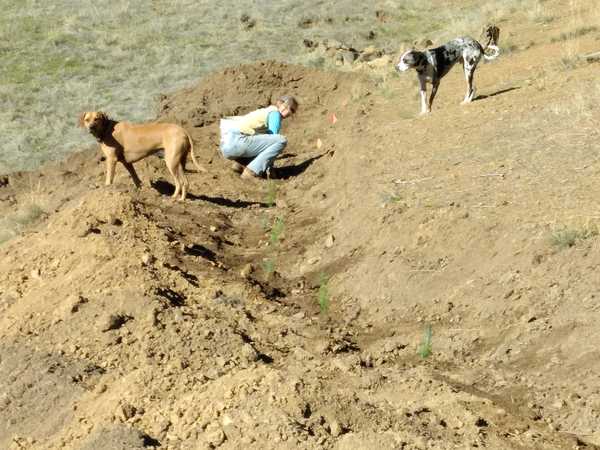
[2, 2, 600, 449]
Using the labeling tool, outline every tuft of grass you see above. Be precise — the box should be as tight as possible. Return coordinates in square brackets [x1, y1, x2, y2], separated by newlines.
[260, 214, 271, 232]
[382, 192, 403, 204]
[262, 258, 276, 275]
[417, 324, 433, 359]
[0, 229, 16, 245]
[0, 203, 45, 245]
[265, 180, 277, 207]
[261, 215, 285, 278]
[269, 216, 285, 246]
[14, 203, 44, 226]
[559, 56, 579, 70]
[317, 272, 330, 314]
[527, 0, 555, 24]
[551, 26, 599, 43]
[550, 225, 598, 249]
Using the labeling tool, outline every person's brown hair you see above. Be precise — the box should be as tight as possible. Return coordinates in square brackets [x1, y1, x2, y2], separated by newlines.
[277, 95, 298, 113]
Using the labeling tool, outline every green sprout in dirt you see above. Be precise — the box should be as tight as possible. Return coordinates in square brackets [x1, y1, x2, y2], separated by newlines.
[265, 180, 278, 207]
[417, 324, 433, 359]
[382, 193, 402, 204]
[262, 258, 276, 275]
[318, 272, 330, 314]
[269, 216, 285, 246]
[260, 214, 271, 232]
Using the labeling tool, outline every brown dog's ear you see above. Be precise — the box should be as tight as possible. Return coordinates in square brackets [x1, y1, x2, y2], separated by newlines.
[78, 112, 87, 128]
[97, 111, 108, 123]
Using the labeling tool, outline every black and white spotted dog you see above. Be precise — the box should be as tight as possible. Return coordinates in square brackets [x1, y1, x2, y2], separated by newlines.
[396, 26, 500, 114]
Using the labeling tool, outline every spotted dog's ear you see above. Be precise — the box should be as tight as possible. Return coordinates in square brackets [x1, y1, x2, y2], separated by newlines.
[412, 37, 433, 49]
[403, 50, 422, 66]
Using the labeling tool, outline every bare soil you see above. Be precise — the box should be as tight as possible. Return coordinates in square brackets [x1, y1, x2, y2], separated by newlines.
[2, 2, 600, 449]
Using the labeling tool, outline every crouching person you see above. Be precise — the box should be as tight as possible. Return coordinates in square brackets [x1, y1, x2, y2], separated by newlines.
[219, 95, 298, 180]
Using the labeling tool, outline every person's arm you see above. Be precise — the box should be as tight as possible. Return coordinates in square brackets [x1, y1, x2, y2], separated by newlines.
[266, 111, 282, 134]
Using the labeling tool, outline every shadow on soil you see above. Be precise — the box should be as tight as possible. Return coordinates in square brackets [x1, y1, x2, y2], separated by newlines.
[475, 86, 521, 101]
[151, 180, 270, 208]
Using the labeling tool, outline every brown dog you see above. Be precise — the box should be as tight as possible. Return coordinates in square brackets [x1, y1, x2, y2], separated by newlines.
[79, 111, 205, 200]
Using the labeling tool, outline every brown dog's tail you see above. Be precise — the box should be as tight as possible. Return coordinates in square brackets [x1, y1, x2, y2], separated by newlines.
[184, 129, 208, 173]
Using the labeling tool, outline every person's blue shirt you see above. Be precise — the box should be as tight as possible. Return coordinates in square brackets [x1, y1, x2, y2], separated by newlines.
[267, 111, 282, 134]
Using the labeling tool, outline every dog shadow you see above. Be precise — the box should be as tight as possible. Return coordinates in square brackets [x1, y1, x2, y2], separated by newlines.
[184, 243, 217, 262]
[195, 194, 270, 208]
[275, 153, 326, 180]
[151, 180, 270, 208]
[474, 86, 521, 101]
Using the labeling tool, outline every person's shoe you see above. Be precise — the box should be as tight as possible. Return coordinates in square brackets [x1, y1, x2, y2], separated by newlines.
[240, 167, 261, 180]
[266, 166, 277, 180]
[230, 160, 244, 174]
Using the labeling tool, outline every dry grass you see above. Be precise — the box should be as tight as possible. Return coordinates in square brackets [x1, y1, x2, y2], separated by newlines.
[550, 223, 599, 249]
[1, 0, 446, 174]
[0, 0, 594, 176]
[0, 176, 49, 245]
[0, 203, 45, 245]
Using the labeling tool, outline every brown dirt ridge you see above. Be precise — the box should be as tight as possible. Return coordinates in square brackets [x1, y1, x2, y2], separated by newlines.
[2, 3, 600, 449]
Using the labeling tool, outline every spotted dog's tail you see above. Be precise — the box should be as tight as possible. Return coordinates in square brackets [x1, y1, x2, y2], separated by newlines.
[481, 24, 500, 60]
[483, 45, 500, 61]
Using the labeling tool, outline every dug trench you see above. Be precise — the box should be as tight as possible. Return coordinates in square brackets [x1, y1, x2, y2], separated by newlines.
[2, 46, 600, 450]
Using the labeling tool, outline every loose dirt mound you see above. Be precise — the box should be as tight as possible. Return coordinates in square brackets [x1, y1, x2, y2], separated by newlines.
[158, 61, 353, 127]
[2, 4, 600, 448]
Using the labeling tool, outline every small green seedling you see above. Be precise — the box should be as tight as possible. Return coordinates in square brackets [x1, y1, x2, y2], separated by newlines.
[260, 214, 270, 232]
[262, 258, 275, 275]
[318, 272, 330, 314]
[269, 216, 285, 245]
[417, 324, 433, 359]
[265, 180, 277, 207]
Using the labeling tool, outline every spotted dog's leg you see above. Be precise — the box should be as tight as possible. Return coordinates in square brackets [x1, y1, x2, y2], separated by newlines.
[462, 59, 478, 104]
[428, 79, 440, 111]
[418, 74, 430, 114]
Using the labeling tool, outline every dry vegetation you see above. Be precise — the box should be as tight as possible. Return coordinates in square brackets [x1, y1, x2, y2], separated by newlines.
[0, 0, 560, 174]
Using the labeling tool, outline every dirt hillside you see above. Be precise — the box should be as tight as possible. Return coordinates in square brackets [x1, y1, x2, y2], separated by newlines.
[2, 1, 600, 449]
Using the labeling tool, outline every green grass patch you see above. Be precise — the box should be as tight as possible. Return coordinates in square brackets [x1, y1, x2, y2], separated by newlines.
[265, 180, 277, 207]
[382, 193, 403, 204]
[0, 203, 45, 245]
[262, 258, 276, 275]
[317, 272, 330, 314]
[269, 216, 285, 246]
[550, 225, 598, 249]
[417, 324, 433, 359]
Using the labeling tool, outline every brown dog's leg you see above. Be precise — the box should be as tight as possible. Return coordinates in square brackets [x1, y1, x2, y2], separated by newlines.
[106, 157, 118, 185]
[178, 164, 188, 200]
[123, 162, 143, 188]
[165, 157, 181, 199]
